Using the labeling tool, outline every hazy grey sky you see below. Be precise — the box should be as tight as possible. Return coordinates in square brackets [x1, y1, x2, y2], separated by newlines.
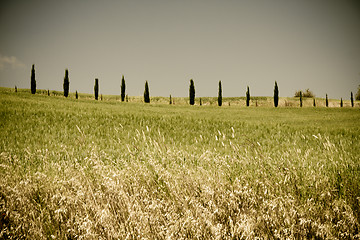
[1, 0, 359, 98]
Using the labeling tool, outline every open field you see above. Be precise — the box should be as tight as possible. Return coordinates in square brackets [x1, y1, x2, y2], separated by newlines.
[1, 88, 360, 239]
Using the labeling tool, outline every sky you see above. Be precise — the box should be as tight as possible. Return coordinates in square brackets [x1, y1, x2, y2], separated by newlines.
[0, 0, 359, 98]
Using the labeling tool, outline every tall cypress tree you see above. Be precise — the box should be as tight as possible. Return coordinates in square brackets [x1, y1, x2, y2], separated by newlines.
[169, 94, 172, 105]
[121, 75, 126, 102]
[246, 86, 250, 107]
[274, 81, 279, 107]
[340, 98, 343, 107]
[63, 69, 70, 97]
[144, 81, 150, 103]
[300, 91, 303, 107]
[31, 64, 36, 94]
[15, 86, 17, 92]
[189, 79, 195, 105]
[94, 78, 99, 100]
[351, 92, 354, 107]
[218, 81, 222, 106]
[200, 98, 202, 106]
[313, 98, 316, 107]
[76, 90, 78, 99]
[326, 94, 328, 107]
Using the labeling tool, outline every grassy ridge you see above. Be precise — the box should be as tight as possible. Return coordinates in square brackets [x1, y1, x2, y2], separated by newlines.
[3, 86, 358, 107]
[1, 89, 360, 238]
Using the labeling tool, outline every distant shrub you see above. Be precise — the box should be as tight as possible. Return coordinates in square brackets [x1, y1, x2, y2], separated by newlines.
[218, 81, 222, 106]
[31, 64, 36, 94]
[189, 79, 195, 105]
[246, 86, 250, 107]
[295, 88, 314, 98]
[356, 85, 360, 100]
[274, 81, 279, 107]
[94, 78, 99, 100]
[126, 94, 129, 102]
[63, 69, 69, 97]
[121, 75, 126, 102]
[35, 89, 48, 95]
[144, 81, 150, 103]
[51, 90, 62, 96]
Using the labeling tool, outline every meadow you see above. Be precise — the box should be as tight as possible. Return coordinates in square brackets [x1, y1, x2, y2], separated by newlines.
[1, 88, 359, 239]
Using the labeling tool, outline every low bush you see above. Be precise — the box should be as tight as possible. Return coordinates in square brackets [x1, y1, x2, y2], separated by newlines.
[295, 89, 314, 98]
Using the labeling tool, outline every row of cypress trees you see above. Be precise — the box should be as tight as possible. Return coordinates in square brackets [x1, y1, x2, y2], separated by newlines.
[190, 80, 265, 107]
[29, 64, 355, 107]
[29, 64, 151, 103]
[296, 91, 354, 107]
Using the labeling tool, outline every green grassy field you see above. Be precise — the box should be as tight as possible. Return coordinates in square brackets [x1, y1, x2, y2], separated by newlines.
[1, 88, 360, 239]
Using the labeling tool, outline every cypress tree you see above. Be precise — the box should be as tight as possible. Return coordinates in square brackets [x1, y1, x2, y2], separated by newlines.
[101, 94, 103, 101]
[326, 94, 328, 107]
[246, 86, 250, 107]
[169, 94, 172, 105]
[300, 91, 303, 107]
[121, 75, 126, 102]
[340, 98, 343, 107]
[351, 92, 354, 107]
[200, 98, 202, 106]
[218, 81, 222, 106]
[76, 90, 78, 99]
[144, 81, 150, 103]
[15, 86, 17, 92]
[31, 64, 36, 94]
[189, 79, 195, 105]
[48, 89, 50, 96]
[313, 98, 316, 107]
[94, 78, 99, 100]
[274, 81, 279, 107]
[63, 69, 70, 97]
[126, 94, 129, 102]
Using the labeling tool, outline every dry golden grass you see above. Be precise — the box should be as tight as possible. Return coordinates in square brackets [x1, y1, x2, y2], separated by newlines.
[1, 89, 359, 239]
